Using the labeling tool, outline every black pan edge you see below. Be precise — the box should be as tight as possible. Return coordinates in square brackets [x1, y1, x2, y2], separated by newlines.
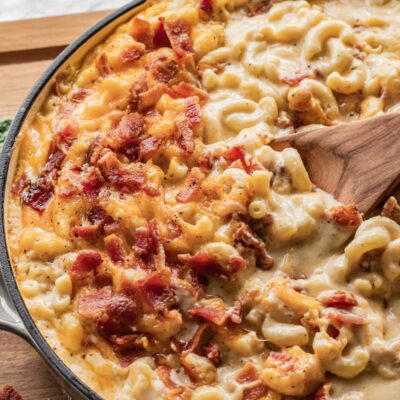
[0, 1, 146, 398]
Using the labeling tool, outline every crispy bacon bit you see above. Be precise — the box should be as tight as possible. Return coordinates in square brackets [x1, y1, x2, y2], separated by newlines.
[176, 167, 205, 203]
[139, 271, 174, 310]
[311, 383, 332, 400]
[82, 168, 104, 198]
[202, 342, 220, 366]
[11, 173, 28, 196]
[129, 18, 153, 48]
[109, 333, 144, 352]
[43, 149, 65, 174]
[119, 42, 145, 64]
[184, 97, 202, 125]
[139, 137, 162, 160]
[189, 303, 227, 326]
[225, 145, 258, 175]
[154, 18, 171, 48]
[177, 119, 195, 155]
[327, 205, 363, 228]
[134, 227, 158, 257]
[98, 150, 145, 193]
[95, 53, 112, 77]
[78, 286, 112, 319]
[246, 0, 273, 16]
[229, 299, 243, 324]
[165, 19, 193, 57]
[0, 385, 23, 400]
[382, 196, 400, 224]
[181, 252, 245, 280]
[104, 234, 126, 264]
[199, 0, 213, 15]
[184, 323, 209, 353]
[170, 82, 208, 100]
[143, 185, 160, 197]
[72, 224, 100, 240]
[55, 123, 77, 147]
[198, 151, 213, 173]
[69, 251, 102, 280]
[115, 112, 145, 149]
[128, 72, 149, 112]
[139, 83, 168, 110]
[71, 89, 89, 103]
[156, 366, 178, 388]
[236, 363, 259, 384]
[233, 219, 273, 270]
[320, 291, 358, 309]
[148, 50, 180, 84]
[281, 73, 312, 86]
[22, 176, 53, 212]
[243, 385, 270, 400]
[326, 309, 367, 326]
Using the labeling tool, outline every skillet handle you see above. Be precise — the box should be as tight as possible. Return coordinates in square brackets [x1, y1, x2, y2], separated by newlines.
[0, 273, 31, 341]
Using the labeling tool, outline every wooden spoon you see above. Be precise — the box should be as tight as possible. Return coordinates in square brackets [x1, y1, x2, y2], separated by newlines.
[270, 112, 400, 215]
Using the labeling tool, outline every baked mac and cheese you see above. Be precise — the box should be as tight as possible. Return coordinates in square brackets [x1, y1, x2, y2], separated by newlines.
[7, 0, 400, 399]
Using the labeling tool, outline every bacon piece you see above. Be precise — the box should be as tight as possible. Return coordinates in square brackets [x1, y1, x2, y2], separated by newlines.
[198, 151, 213, 173]
[139, 137, 162, 160]
[382, 196, 400, 224]
[104, 234, 126, 264]
[128, 72, 149, 112]
[229, 299, 243, 324]
[69, 251, 102, 280]
[165, 19, 193, 57]
[154, 18, 170, 48]
[327, 205, 363, 228]
[199, 0, 213, 14]
[181, 252, 245, 280]
[82, 168, 104, 198]
[11, 173, 28, 196]
[43, 149, 65, 174]
[177, 119, 195, 155]
[114, 112, 145, 149]
[246, 0, 273, 16]
[109, 333, 145, 352]
[185, 323, 209, 353]
[170, 82, 208, 101]
[311, 383, 332, 400]
[233, 219, 273, 270]
[0, 385, 23, 400]
[78, 286, 112, 319]
[139, 271, 175, 310]
[129, 18, 153, 48]
[326, 309, 367, 326]
[184, 97, 201, 125]
[134, 226, 158, 257]
[156, 366, 178, 388]
[189, 304, 227, 326]
[95, 53, 112, 77]
[176, 167, 205, 203]
[202, 342, 220, 366]
[281, 73, 312, 86]
[119, 42, 145, 64]
[236, 363, 259, 384]
[225, 145, 259, 174]
[147, 51, 180, 84]
[243, 385, 270, 400]
[71, 89, 89, 103]
[98, 150, 145, 193]
[139, 83, 168, 110]
[22, 176, 53, 212]
[72, 224, 100, 240]
[320, 291, 358, 309]
[55, 123, 77, 147]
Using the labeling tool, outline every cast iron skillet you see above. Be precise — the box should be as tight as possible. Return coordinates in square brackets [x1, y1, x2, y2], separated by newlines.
[0, 1, 147, 398]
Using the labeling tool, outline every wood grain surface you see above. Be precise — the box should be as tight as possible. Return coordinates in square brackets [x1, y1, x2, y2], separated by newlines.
[0, 10, 112, 399]
[0, 10, 110, 116]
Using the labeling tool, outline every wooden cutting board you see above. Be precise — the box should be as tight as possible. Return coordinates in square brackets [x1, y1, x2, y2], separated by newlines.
[0, 10, 112, 399]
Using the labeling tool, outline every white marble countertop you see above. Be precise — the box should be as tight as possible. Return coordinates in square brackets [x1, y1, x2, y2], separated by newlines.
[0, 0, 130, 22]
